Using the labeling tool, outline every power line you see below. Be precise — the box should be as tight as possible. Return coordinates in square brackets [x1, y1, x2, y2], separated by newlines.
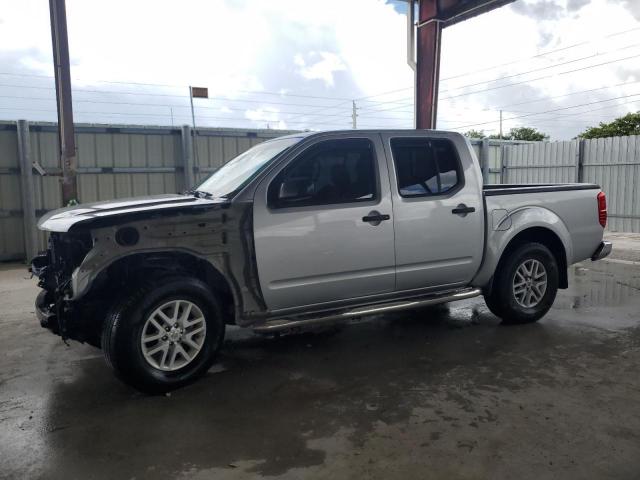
[0, 71, 356, 102]
[447, 92, 640, 130]
[0, 105, 356, 129]
[518, 98, 640, 120]
[441, 52, 640, 101]
[357, 25, 640, 104]
[1, 26, 637, 124]
[362, 52, 640, 116]
[440, 26, 640, 81]
[6, 43, 634, 120]
[493, 79, 640, 110]
[0, 93, 360, 120]
[0, 84, 358, 112]
[439, 42, 640, 94]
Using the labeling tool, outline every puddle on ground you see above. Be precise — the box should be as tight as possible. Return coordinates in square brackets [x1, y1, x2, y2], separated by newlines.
[554, 261, 640, 310]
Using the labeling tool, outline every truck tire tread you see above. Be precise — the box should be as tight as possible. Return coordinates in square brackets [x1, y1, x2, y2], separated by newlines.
[485, 242, 559, 324]
[101, 276, 225, 394]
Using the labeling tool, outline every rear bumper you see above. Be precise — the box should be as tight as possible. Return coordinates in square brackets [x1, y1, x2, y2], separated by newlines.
[591, 241, 612, 261]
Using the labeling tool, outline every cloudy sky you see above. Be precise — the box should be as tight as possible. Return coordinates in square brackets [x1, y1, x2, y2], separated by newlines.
[0, 0, 639, 139]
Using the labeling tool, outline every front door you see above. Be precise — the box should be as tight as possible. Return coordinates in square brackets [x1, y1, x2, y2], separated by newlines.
[253, 135, 395, 311]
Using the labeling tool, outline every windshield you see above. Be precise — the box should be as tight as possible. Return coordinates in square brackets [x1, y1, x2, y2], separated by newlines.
[196, 137, 302, 198]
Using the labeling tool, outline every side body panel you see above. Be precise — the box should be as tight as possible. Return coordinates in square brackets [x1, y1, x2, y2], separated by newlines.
[380, 131, 485, 291]
[65, 202, 268, 326]
[472, 188, 604, 287]
[252, 132, 396, 311]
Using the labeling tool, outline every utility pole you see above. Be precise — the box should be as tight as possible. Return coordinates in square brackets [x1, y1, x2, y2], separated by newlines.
[49, 0, 77, 205]
[352, 100, 357, 129]
[499, 110, 503, 139]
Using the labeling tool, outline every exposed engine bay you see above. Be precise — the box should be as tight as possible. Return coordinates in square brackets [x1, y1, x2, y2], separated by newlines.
[30, 232, 93, 340]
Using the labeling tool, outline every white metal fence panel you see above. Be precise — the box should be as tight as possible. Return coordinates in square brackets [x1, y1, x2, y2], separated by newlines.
[0, 121, 295, 261]
[502, 140, 578, 184]
[3, 123, 640, 260]
[194, 131, 266, 184]
[0, 126, 24, 261]
[485, 142, 504, 184]
[582, 135, 640, 233]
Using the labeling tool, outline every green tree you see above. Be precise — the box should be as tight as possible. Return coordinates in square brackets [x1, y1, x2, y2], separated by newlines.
[578, 112, 640, 139]
[463, 129, 486, 139]
[489, 127, 549, 141]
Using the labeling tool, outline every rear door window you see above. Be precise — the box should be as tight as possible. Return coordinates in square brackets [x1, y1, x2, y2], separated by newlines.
[390, 138, 462, 197]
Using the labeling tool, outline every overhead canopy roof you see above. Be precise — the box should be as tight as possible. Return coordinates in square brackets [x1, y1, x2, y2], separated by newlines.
[432, 0, 517, 27]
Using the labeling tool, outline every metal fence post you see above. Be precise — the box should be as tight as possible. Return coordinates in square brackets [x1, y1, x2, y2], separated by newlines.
[576, 138, 585, 183]
[16, 120, 38, 262]
[501, 142, 508, 183]
[480, 137, 489, 184]
[180, 125, 195, 191]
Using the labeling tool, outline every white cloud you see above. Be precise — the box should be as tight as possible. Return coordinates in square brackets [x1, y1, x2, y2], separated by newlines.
[296, 52, 346, 87]
[0, 0, 638, 138]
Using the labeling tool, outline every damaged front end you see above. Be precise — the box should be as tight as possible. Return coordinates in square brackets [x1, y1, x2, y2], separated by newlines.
[31, 231, 93, 342]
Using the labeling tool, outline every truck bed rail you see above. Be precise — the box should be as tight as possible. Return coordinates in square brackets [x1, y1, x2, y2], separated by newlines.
[483, 183, 600, 196]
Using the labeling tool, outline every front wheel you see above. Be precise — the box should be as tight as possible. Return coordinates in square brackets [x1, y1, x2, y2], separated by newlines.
[484, 242, 559, 324]
[102, 276, 225, 393]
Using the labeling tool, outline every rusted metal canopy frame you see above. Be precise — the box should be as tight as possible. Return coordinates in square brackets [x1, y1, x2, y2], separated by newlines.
[414, 0, 516, 129]
[49, 0, 78, 205]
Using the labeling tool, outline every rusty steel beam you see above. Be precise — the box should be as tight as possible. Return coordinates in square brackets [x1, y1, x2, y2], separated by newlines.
[49, 0, 78, 205]
[415, 0, 442, 130]
[414, 0, 516, 130]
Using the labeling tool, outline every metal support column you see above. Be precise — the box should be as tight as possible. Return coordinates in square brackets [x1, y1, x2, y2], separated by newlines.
[406, 0, 417, 128]
[415, 0, 442, 130]
[49, 0, 77, 205]
[181, 125, 195, 191]
[17, 120, 38, 261]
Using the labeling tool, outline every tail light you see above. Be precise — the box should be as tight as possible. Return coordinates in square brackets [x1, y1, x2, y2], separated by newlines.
[597, 191, 607, 228]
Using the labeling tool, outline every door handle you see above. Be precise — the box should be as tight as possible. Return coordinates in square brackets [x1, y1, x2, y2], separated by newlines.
[452, 204, 476, 216]
[362, 211, 390, 225]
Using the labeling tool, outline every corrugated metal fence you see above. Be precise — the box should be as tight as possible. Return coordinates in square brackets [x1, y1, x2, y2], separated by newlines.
[1, 122, 639, 262]
[479, 136, 640, 233]
[0, 121, 295, 262]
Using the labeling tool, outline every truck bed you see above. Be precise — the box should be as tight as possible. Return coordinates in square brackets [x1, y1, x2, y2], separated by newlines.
[483, 183, 600, 196]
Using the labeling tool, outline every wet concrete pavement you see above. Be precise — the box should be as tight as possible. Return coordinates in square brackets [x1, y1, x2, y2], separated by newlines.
[1, 259, 640, 479]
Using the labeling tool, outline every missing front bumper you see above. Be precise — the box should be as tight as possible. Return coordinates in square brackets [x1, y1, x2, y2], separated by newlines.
[35, 289, 60, 334]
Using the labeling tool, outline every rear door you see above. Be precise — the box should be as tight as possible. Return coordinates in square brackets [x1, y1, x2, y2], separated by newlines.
[253, 134, 395, 311]
[381, 132, 484, 292]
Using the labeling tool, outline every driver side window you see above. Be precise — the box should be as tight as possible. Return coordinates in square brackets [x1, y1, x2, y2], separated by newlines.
[268, 138, 377, 209]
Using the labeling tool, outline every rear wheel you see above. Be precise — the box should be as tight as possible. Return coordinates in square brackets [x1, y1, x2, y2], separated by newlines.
[484, 242, 559, 324]
[102, 276, 225, 393]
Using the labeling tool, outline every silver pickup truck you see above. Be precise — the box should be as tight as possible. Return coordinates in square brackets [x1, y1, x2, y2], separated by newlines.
[31, 130, 611, 392]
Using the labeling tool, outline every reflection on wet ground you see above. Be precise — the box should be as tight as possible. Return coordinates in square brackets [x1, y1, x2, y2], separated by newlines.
[558, 262, 640, 309]
[1, 260, 640, 479]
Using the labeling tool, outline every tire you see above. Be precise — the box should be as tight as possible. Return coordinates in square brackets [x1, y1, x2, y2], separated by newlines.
[484, 242, 559, 324]
[101, 276, 225, 393]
